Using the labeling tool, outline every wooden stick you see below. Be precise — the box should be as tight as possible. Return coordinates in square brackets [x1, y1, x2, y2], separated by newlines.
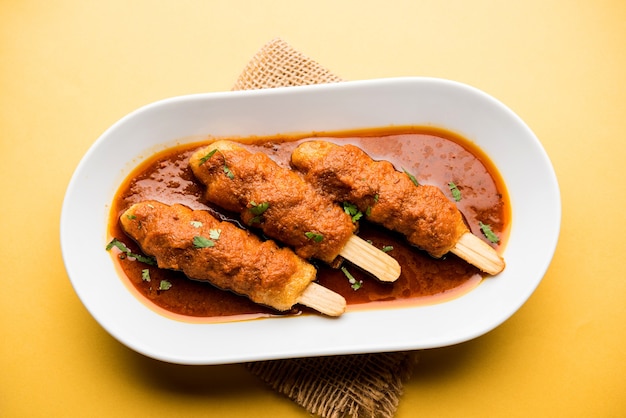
[451, 232, 505, 275]
[339, 235, 401, 282]
[297, 282, 347, 317]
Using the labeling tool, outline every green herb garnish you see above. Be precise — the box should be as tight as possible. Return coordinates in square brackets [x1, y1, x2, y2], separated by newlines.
[106, 237, 129, 253]
[248, 201, 269, 224]
[249, 201, 269, 215]
[159, 280, 172, 291]
[209, 229, 221, 240]
[448, 182, 462, 202]
[141, 269, 151, 282]
[105, 238, 156, 265]
[403, 168, 419, 186]
[341, 266, 362, 290]
[198, 148, 234, 179]
[479, 221, 500, 243]
[128, 252, 155, 265]
[193, 235, 215, 248]
[198, 148, 218, 165]
[223, 165, 234, 179]
[190, 220, 203, 228]
[304, 232, 324, 243]
[342, 202, 363, 222]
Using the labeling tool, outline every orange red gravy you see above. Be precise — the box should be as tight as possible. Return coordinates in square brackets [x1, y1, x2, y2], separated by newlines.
[108, 127, 509, 322]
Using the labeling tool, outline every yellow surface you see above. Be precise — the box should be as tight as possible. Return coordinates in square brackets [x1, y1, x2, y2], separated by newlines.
[2, 1, 625, 417]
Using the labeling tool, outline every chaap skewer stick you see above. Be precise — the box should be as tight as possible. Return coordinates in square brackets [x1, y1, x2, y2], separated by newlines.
[297, 282, 347, 317]
[291, 141, 505, 275]
[119, 201, 346, 316]
[189, 140, 400, 283]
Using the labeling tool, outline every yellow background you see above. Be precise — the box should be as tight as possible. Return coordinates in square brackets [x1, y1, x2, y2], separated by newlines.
[2, 1, 624, 417]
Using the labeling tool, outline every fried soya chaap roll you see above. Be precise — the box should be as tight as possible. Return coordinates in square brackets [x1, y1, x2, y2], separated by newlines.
[189, 140, 400, 282]
[120, 201, 345, 316]
[291, 141, 505, 275]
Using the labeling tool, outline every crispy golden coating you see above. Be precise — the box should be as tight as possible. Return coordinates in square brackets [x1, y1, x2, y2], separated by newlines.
[189, 140, 356, 264]
[291, 141, 469, 258]
[120, 201, 316, 312]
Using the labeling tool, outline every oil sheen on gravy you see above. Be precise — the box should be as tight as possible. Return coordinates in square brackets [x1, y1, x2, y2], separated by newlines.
[108, 127, 510, 323]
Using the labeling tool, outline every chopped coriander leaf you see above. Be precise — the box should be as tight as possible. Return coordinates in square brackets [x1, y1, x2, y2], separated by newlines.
[374, 193, 379, 203]
[403, 168, 419, 186]
[141, 269, 151, 282]
[105, 238, 156, 265]
[249, 201, 270, 216]
[248, 201, 269, 224]
[223, 165, 235, 179]
[106, 237, 129, 253]
[199, 148, 234, 179]
[159, 280, 172, 291]
[190, 220, 203, 228]
[209, 229, 221, 240]
[193, 235, 215, 248]
[479, 221, 500, 243]
[198, 148, 218, 165]
[341, 267, 356, 283]
[343, 202, 358, 216]
[342, 202, 363, 222]
[365, 206, 372, 217]
[448, 182, 462, 202]
[382, 245, 394, 253]
[341, 266, 362, 290]
[304, 231, 324, 242]
[126, 214, 136, 220]
[132, 253, 157, 265]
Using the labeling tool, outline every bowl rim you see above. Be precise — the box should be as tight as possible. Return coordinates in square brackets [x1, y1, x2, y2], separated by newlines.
[60, 77, 561, 364]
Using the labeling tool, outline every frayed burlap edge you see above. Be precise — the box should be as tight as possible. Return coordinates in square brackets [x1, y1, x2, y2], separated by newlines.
[234, 38, 418, 418]
[247, 352, 418, 418]
[232, 38, 343, 90]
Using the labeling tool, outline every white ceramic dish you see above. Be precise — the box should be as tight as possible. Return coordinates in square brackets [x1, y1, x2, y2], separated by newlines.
[61, 77, 560, 365]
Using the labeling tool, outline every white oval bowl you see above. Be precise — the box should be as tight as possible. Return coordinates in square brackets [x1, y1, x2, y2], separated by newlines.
[61, 78, 560, 365]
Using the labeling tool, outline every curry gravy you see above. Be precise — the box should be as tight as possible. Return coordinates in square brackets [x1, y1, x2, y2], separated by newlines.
[108, 127, 509, 322]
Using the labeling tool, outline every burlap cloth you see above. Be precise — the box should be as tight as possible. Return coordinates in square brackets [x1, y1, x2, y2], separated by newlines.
[233, 38, 419, 418]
